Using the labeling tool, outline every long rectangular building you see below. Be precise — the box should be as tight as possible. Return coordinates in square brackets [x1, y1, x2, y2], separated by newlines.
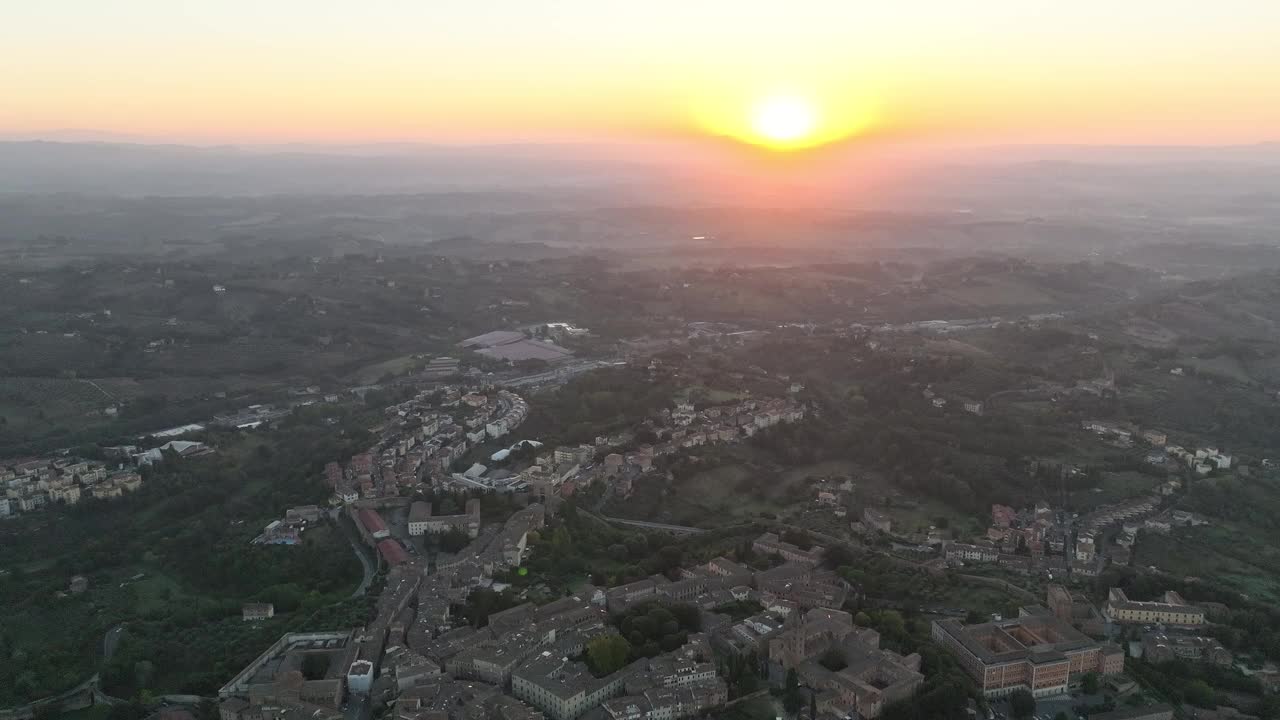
[931, 616, 1123, 698]
[1104, 588, 1205, 626]
[752, 532, 823, 566]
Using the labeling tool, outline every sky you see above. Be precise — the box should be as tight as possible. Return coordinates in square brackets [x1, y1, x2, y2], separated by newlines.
[3, 0, 1280, 148]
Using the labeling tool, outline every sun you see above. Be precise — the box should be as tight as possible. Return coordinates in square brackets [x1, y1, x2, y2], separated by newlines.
[750, 95, 818, 148]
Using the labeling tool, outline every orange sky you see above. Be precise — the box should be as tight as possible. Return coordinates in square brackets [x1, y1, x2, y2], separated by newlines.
[3, 1, 1280, 148]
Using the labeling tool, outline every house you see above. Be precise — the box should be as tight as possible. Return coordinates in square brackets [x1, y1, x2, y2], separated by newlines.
[863, 508, 892, 534]
[554, 444, 595, 467]
[243, 603, 275, 621]
[991, 504, 1016, 528]
[816, 490, 840, 507]
[702, 557, 752, 585]
[944, 543, 999, 564]
[50, 485, 82, 505]
[285, 505, 323, 523]
[1141, 430, 1168, 446]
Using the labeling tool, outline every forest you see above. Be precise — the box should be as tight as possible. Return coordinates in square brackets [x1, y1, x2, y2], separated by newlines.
[0, 407, 375, 705]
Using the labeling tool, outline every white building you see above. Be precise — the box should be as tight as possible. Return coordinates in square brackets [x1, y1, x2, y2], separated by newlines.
[486, 420, 509, 439]
[347, 659, 374, 695]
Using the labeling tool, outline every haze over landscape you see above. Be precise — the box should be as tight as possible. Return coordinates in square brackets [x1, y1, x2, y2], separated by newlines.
[4, 5, 1280, 720]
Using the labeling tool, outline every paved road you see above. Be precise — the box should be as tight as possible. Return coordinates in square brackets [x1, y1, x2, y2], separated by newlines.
[597, 515, 708, 534]
[1, 624, 129, 719]
[343, 694, 371, 720]
[501, 360, 622, 388]
[103, 624, 125, 661]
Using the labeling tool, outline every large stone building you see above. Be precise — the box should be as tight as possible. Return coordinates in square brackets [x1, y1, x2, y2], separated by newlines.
[1105, 589, 1205, 626]
[511, 653, 633, 720]
[219, 630, 357, 719]
[409, 498, 482, 538]
[1141, 632, 1233, 666]
[754, 562, 850, 609]
[771, 608, 923, 719]
[1045, 584, 1106, 637]
[601, 681, 727, 720]
[932, 616, 1123, 698]
[752, 532, 824, 566]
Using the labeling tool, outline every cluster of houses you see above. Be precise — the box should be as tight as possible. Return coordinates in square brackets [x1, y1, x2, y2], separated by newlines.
[1146, 444, 1235, 477]
[327, 387, 529, 504]
[1, 455, 146, 517]
[596, 396, 806, 499]
[920, 386, 984, 415]
[221, 500, 735, 720]
[220, 517, 934, 720]
[1083, 421, 1235, 477]
[217, 504, 1225, 720]
[942, 497, 1164, 578]
[446, 394, 807, 504]
[684, 534, 923, 719]
[659, 397, 806, 449]
[222, 502, 556, 720]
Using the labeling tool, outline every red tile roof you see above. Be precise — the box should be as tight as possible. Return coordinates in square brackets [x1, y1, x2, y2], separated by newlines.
[377, 539, 409, 566]
[358, 508, 387, 535]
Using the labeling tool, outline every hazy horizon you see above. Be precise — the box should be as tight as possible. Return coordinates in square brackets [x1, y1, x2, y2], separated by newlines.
[6, 1, 1280, 149]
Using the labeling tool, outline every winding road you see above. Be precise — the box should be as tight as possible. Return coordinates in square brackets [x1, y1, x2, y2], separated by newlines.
[598, 516, 709, 534]
[0, 625, 127, 720]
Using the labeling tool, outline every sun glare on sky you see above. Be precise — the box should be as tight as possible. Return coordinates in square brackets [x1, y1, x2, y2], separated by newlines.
[697, 89, 875, 152]
[750, 96, 818, 148]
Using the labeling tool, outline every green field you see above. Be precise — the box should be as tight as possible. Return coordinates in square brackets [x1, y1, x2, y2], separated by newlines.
[673, 385, 751, 406]
[1134, 523, 1280, 604]
[352, 354, 421, 385]
[0, 376, 116, 429]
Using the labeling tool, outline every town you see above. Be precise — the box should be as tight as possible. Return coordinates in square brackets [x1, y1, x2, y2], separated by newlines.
[5, 256, 1280, 720]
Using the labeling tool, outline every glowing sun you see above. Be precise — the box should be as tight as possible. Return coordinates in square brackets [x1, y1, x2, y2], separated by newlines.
[750, 95, 818, 147]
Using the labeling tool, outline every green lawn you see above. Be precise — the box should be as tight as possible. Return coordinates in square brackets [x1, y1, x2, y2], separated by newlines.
[881, 498, 983, 540]
[351, 354, 421, 384]
[674, 385, 750, 406]
[1134, 525, 1280, 604]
